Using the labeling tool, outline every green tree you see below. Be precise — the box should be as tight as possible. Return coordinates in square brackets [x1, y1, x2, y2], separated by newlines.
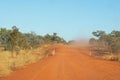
[0, 28, 11, 45]
[91, 30, 120, 54]
[89, 38, 97, 46]
[44, 34, 51, 44]
[7, 26, 20, 57]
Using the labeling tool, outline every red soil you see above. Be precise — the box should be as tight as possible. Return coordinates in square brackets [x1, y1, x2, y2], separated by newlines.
[1, 45, 120, 80]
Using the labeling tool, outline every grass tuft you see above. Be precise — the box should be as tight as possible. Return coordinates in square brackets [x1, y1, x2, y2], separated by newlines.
[0, 44, 55, 77]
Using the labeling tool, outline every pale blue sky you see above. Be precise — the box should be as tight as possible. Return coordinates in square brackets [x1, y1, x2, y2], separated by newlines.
[0, 0, 120, 41]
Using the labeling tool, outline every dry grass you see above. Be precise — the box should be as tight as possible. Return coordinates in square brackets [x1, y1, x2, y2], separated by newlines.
[102, 54, 120, 61]
[0, 44, 54, 77]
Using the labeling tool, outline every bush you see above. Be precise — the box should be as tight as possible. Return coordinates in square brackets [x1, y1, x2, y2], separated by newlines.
[0, 44, 54, 77]
[102, 55, 119, 61]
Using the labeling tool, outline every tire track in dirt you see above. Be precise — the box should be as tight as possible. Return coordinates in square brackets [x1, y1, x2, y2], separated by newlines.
[1, 45, 120, 80]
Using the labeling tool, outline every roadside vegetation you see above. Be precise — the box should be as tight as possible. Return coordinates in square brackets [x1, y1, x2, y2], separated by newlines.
[0, 26, 66, 77]
[89, 30, 120, 61]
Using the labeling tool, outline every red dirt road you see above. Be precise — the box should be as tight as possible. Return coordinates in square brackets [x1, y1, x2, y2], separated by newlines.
[1, 45, 120, 80]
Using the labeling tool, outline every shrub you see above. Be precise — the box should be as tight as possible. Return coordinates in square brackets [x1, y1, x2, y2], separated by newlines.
[0, 44, 55, 77]
[102, 55, 119, 61]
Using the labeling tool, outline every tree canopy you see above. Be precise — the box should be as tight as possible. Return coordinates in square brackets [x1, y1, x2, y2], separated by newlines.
[90, 30, 120, 54]
[0, 26, 66, 57]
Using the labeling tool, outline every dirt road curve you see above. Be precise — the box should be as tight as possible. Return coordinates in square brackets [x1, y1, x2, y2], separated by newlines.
[1, 45, 120, 80]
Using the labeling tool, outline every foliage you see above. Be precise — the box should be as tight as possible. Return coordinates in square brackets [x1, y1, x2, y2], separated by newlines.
[90, 30, 120, 54]
[44, 33, 66, 44]
[0, 26, 66, 77]
[0, 44, 53, 77]
[0, 26, 66, 55]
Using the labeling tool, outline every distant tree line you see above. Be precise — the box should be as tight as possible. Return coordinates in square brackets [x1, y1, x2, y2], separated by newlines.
[89, 30, 120, 54]
[0, 26, 66, 57]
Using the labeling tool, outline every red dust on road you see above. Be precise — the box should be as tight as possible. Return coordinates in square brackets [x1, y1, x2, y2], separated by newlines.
[1, 45, 120, 80]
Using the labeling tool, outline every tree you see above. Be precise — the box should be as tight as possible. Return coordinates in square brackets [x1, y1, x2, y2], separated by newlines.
[44, 34, 52, 44]
[18, 34, 31, 50]
[0, 28, 11, 45]
[0, 26, 67, 55]
[89, 38, 97, 46]
[92, 30, 106, 38]
[7, 26, 20, 57]
[51, 33, 57, 41]
[91, 30, 120, 54]
[92, 30, 108, 47]
[106, 31, 120, 53]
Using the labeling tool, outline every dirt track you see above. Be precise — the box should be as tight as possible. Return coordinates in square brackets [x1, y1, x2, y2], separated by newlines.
[1, 45, 120, 80]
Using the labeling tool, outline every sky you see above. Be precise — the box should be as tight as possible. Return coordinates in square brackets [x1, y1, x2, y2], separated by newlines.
[0, 0, 120, 41]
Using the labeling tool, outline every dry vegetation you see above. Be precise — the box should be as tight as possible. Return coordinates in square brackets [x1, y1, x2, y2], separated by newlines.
[89, 30, 120, 61]
[0, 44, 56, 77]
[0, 26, 66, 77]
[102, 54, 120, 61]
